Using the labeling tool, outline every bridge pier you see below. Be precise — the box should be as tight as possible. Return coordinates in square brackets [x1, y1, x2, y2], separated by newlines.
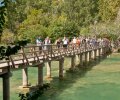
[46, 62, 51, 79]
[98, 48, 101, 59]
[101, 47, 105, 56]
[89, 51, 92, 61]
[80, 53, 83, 66]
[94, 50, 97, 60]
[70, 55, 75, 70]
[22, 68, 29, 87]
[87, 51, 90, 62]
[96, 49, 99, 57]
[100, 47, 103, 55]
[85, 52, 88, 63]
[91, 50, 94, 59]
[59, 58, 64, 79]
[104, 47, 108, 55]
[3, 72, 10, 100]
[38, 64, 43, 86]
[76, 55, 79, 64]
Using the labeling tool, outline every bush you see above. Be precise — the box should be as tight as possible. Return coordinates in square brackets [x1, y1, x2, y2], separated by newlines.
[1, 29, 15, 44]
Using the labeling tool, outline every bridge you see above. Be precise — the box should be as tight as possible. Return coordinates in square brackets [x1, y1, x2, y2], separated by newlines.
[0, 43, 110, 100]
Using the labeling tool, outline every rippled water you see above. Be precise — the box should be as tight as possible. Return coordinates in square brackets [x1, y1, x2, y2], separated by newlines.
[38, 53, 120, 100]
[1, 53, 120, 100]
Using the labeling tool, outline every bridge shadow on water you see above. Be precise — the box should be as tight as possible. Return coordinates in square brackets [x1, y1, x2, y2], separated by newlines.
[38, 55, 108, 100]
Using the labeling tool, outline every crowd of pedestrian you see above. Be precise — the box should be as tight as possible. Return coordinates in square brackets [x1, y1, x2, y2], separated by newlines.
[36, 35, 111, 52]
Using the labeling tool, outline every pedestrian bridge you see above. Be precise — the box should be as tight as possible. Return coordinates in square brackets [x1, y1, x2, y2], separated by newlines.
[0, 43, 110, 100]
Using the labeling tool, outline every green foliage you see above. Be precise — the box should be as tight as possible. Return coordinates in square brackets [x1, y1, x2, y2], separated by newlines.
[80, 27, 90, 36]
[11, 0, 100, 42]
[97, 33, 118, 41]
[1, 29, 15, 44]
[48, 20, 79, 42]
[0, 0, 9, 38]
[0, 39, 29, 60]
[1, 0, 120, 44]
[98, 0, 120, 22]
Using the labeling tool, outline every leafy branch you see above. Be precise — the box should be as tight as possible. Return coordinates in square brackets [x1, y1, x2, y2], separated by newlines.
[0, 40, 30, 60]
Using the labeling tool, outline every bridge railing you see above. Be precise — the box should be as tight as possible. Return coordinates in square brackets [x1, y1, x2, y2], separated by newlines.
[0, 42, 108, 69]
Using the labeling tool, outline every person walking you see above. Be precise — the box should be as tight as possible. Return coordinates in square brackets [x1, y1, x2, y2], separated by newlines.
[44, 37, 51, 54]
[36, 36, 43, 54]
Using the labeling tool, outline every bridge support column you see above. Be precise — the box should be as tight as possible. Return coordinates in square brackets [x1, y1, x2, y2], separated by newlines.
[76, 55, 79, 65]
[22, 68, 29, 87]
[87, 51, 90, 62]
[85, 52, 88, 63]
[89, 51, 92, 61]
[91, 50, 94, 59]
[94, 50, 97, 60]
[38, 64, 43, 86]
[80, 53, 83, 66]
[99, 48, 102, 55]
[70, 55, 75, 70]
[101, 47, 103, 55]
[98, 48, 101, 59]
[46, 62, 51, 78]
[101, 47, 105, 56]
[104, 47, 107, 55]
[59, 58, 64, 79]
[96, 49, 99, 57]
[3, 73, 10, 100]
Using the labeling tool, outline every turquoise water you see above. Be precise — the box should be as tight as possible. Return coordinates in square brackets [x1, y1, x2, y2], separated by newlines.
[38, 54, 120, 100]
[38, 73, 120, 100]
[1, 54, 120, 100]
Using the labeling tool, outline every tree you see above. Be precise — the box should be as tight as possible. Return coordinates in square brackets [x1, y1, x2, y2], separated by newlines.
[0, 0, 9, 42]
[98, 0, 120, 22]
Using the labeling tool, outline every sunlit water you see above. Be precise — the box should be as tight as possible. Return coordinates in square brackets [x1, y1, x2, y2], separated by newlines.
[38, 53, 120, 100]
[1, 53, 120, 100]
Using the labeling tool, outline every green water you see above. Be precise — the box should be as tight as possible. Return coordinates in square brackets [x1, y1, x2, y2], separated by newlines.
[38, 53, 120, 100]
[1, 53, 120, 100]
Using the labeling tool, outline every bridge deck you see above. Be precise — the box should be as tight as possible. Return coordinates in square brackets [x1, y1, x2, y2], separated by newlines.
[0, 44, 105, 76]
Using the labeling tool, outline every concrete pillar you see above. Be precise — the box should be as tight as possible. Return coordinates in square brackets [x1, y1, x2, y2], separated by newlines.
[104, 47, 107, 55]
[100, 47, 103, 55]
[46, 62, 51, 78]
[87, 52, 90, 62]
[38, 64, 43, 86]
[22, 68, 28, 87]
[59, 58, 64, 79]
[89, 51, 92, 61]
[80, 53, 83, 66]
[96, 49, 99, 57]
[76, 55, 79, 64]
[71, 56, 75, 70]
[85, 52, 88, 63]
[3, 73, 10, 100]
[102, 47, 105, 55]
[94, 50, 97, 60]
[92, 50, 94, 59]
[98, 48, 101, 59]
